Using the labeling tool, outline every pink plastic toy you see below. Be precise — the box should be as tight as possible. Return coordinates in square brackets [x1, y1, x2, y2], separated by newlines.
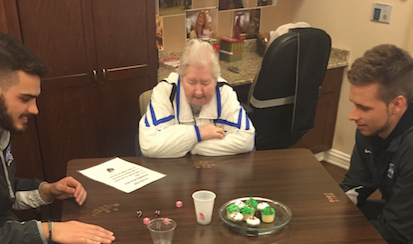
[176, 201, 183, 208]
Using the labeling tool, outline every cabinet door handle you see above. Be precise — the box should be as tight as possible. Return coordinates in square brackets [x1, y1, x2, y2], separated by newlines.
[102, 69, 107, 86]
[92, 70, 98, 87]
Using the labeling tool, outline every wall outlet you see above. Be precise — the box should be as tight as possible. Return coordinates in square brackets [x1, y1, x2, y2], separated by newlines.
[371, 3, 392, 24]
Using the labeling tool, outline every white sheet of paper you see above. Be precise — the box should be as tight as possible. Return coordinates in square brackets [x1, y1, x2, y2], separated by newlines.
[78, 157, 166, 193]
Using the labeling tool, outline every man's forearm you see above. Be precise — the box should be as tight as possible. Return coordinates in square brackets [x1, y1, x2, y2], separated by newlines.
[39, 183, 54, 202]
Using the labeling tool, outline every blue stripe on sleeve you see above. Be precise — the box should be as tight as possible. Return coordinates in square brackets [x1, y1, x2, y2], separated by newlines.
[177, 76, 181, 120]
[214, 119, 240, 128]
[149, 101, 175, 126]
[194, 125, 202, 142]
[214, 107, 251, 130]
[245, 111, 250, 130]
[216, 83, 221, 118]
[237, 107, 242, 126]
[145, 114, 149, 127]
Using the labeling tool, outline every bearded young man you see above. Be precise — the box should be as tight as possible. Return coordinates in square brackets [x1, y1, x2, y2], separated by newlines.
[0, 33, 115, 244]
[341, 44, 413, 244]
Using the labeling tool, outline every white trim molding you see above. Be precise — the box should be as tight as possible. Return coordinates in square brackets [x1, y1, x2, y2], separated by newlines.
[315, 149, 351, 170]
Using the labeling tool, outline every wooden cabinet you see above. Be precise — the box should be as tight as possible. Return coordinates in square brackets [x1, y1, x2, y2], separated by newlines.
[292, 67, 344, 153]
[1, 0, 157, 219]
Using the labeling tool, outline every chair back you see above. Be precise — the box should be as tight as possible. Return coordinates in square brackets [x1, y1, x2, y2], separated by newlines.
[139, 89, 153, 117]
[249, 27, 331, 150]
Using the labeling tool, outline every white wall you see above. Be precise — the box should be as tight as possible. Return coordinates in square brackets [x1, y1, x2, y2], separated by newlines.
[292, 0, 413, 154]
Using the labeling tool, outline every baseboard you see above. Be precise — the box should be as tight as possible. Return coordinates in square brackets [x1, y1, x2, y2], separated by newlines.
[314, 152, 325, 161]
[315, 149, 351, 170]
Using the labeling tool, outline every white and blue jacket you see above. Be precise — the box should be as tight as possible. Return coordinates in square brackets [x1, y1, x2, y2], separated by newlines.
[139, 72, 255, 158]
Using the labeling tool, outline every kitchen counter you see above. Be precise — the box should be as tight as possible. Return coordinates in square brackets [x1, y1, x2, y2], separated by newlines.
[158, 39, 349, 86]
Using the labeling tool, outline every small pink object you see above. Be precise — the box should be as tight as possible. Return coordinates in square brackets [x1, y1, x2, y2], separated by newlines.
[163, 218, 170, 225]
[143, 217, 150, 225]
[176, 201, 183, 208]
[199, 213, 205, 221]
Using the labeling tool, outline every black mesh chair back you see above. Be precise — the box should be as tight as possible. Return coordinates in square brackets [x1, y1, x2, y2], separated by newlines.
[249, 27, 331, 150]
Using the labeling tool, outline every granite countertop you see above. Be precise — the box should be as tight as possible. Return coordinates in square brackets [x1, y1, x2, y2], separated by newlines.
[158, 40, 349, 87]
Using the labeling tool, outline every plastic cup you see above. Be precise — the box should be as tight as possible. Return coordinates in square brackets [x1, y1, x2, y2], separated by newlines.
[192, 190, 216, 225]
[147, 218, 177, 244]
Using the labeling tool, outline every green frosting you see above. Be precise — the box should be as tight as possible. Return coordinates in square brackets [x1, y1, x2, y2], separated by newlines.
[261, 206, 275, 215]
[241, 206, 254, 214]
[246, 197, 258, 208]
[226, 204, 240, 213]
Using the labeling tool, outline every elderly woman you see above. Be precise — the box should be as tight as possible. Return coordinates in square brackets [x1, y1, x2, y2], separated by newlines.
[139, 39, 255, 158]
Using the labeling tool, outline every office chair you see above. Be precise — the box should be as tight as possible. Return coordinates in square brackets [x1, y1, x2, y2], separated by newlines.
[139, 89, 153, 117]
[246, 27, 331, 150]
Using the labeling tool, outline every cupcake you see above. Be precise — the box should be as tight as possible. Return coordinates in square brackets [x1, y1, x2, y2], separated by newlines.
[256, 202, 270, 219]
[261, 206, 276, 223]
[245, 197, 258, 209]
[257, 202, 270, 211]
[226, 204, 240, 219]
[229, 212, 244, 222]
[246, 216, 261, 227]
[234, 200, 246, 209]
[241, 206, 255, 221]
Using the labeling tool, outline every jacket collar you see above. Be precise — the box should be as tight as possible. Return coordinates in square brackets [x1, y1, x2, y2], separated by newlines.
[370, 104, 413, 153]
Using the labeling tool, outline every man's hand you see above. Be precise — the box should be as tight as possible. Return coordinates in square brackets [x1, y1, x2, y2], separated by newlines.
[42, 221, 115, 244]
[40, 176, 87, 206]
[198, 123, 225, 141]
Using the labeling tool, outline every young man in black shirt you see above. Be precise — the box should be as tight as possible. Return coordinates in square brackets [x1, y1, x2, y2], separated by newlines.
[341, 44, 413, 244]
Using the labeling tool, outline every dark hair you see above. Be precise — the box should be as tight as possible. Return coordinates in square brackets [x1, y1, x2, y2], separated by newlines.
[347, 44, 413, 104]
[0, 33, 48, 88]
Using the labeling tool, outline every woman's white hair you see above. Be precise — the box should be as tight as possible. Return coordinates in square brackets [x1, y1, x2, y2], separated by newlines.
[178, 39, 220, 80]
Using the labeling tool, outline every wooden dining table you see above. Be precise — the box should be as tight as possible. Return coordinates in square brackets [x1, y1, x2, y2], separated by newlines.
[61, 148, 386, 243]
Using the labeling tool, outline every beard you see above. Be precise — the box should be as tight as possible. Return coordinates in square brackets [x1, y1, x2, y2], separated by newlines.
[0, 95, 26, 134]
